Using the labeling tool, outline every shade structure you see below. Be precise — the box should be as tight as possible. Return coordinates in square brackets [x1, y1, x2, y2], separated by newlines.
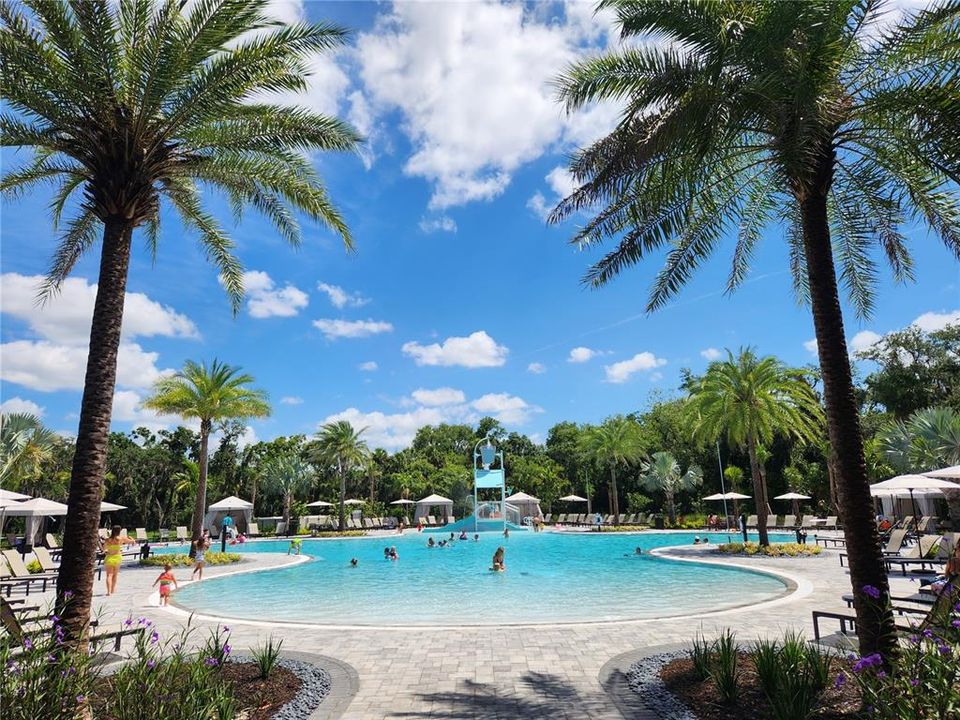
[306, 500, 334, 508]
[505, 491, 540, 503]
[205, 496, 253, 535]
[390, 499, 416, 505]
[559, 494, 587, 502]
[0, 497, 24, 509]
[415, 494, 453, 524]
[774, 492, 812, 501]
[208, 495, 254, 511]
[100, 501, 127, 512]
[871, 474, 955, 524]
[0, 489, 30, 502]
[924, 466, 960, 480]
[505, 491, 543, 522]
[343, 498, 366, 506]
[703, 493, 726, 501]
[4, 497, 69, 546]
[417, 494, 452, 504]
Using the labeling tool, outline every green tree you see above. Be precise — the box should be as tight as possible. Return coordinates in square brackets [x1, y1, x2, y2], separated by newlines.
[640, 451, 703, 524]
[577, 415, 643, 523]
[1, 0, 359, 646]
[687, 350, 823, 546]
[858, 324, 960, 417]
[262, 452, 313, 532]
[144, 360, 270, 542]
[0, 413, 59, 491]
[553, 0, 960, 657]
[311, 421, 370, 531]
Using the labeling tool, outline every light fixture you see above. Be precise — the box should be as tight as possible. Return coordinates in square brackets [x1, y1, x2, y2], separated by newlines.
[480, 439, 496, 469]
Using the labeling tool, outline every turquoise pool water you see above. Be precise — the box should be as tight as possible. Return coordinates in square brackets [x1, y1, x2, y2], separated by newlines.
[170, 531, 791, 625]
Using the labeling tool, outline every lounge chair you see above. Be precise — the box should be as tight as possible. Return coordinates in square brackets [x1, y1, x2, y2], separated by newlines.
[824, 515, 839, 529]
[543, 514, 552, 524]
[1, 596, 144, 652]
[554, 513, 566, 524]
[134, 527, 148, 543]
[427, 516, 437, 527]
[44, 533, 61, 550]
[917, 516, 937, 534]
[746, 515, 758, 528]
[622, 513, 635, 525]
[246, 523, 259, 537]
[0, 556, 48, 597]
[577, 513, 587, 525]
[363, 518, 374, 529]
[766, 514, 778, 529]
[839, 529, 908, 567]
[1, 551, 57, 595]
[98, 528, 110, 540]
[812, 607, 919, 644]
[937, 532, 959, 558]
[897, 516, 915, 531]
[781, 514, 796, 528]
[884, 536, 945, 575]
[175, 526, 188, 542]
[158, 528, 169, 542]
[276, 521, 287, 535]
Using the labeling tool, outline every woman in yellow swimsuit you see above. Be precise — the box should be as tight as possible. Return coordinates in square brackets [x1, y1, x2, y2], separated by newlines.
[103, 525, 135, 596]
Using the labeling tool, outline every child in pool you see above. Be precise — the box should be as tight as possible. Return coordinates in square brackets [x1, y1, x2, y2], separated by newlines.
[491, 546, 506, 572]
[153, 563, 178, 606]
[427, 537, 436, 548]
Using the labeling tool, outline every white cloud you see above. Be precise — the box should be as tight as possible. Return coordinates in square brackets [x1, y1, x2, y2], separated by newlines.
[402, 330, 508, 368]
[527, 362, 546, 374]
[411, 387, 466, 406]
[355, 2, 617, 210]
[240, 270, 308, 318]
[604, 352, 667, 384]
[649, 371, 664, 382]
[568, 346, 597, 363]
[912, 309, 960, 332]
[321, 406, 449, 450]
[111, 390, 186, 433]
[1, 273, 198, 345]
[280, 396, 304, 405]
[313, 319, 393, 339]
[471, 393, 542, 425]
[1, 340, 171, 392]
[700, 348, 722, 361]
[850, 330, 883, 353]
[347, 90, 377, 169]
[526, 192, 551, 222]
[528, 165, 578, 221]
[418, 216, 458, 234]
[0, 397, 45, 417]
[358, 361, 379, 372]
[316, 282, 370, 309]
[804, 339, 819, 355]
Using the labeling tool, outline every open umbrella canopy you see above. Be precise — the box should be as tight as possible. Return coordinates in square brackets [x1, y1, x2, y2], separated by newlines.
[0, 497, 24, 509]
[871, 474, 956, 492]
[306, 500, 334, 508]
[390, 499, 416, 505]
[505, 491, 540, 502]
[924, 466, 960, 480]
[417, 494, 452, 504]
[559, 494, 587, 502]
[703, 493, 727, 501]
[207, 495, 254, 511]
[343, 498, 366, 506]
[100, 501, 127, 512]
[0, 489, 30, 502]
[774, 492, 812, 501]
[4, 497, 69, 516]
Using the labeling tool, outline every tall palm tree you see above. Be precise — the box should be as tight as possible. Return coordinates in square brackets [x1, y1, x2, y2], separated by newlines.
[0, 413, 59, 488]
[577, 415, 643, 523]
[262, 453, 313, 532]
[1, 0, 359, 646]
[640, 451, 703, 524]
[552, 0, 960, 656]
[311, 421, 370, 531]
[686, 349, 823, 546]
[144, 360, 270, 541]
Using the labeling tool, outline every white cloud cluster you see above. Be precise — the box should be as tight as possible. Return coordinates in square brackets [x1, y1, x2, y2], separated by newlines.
[527, 362, 546, 374]
[850, 330, 883, 353]
[313, 318, 393, 339]
[316, 282, 370, 309]
[568, 346, 598, 363]
[280, 396, 304, 405]
[0, 397, 45, 417]
[354, 2, 617, 210]
[322, 388, 541, 450]
[358, 361, 379, 372]
[528, 165, 578, 221]
[913, 309, 960, 332]
[241, 270, 309, 318]
[0, 274, 195, 394]
[700, 348, 722, 361]
[402, 331, 508, 368]
[803, 339, 819, 355]
[418, 216, 458, 234]
[604, 352, 667, 384]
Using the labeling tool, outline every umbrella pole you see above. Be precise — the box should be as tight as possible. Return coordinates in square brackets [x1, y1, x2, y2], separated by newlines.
[909, 489, 919, 536]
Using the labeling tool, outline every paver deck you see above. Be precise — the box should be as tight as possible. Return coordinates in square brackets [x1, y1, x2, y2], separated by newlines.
[18, 532, 920, 719]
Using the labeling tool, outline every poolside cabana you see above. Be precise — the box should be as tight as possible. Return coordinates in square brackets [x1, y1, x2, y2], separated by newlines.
[505, 491, 542, 521]
[205, 495, 253, 535]
[415, 494, 453, 525]
[4, 497, 69, 547]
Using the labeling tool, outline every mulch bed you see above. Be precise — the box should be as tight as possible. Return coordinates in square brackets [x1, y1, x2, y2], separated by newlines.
[222, 662, 301, 720]
[660, 655, 862, 720]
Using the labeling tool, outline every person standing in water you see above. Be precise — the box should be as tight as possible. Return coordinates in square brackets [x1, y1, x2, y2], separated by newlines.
[491, 546, 506, 572]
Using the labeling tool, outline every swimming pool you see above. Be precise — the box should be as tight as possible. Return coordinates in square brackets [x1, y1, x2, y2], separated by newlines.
[170, 531, 793, 626]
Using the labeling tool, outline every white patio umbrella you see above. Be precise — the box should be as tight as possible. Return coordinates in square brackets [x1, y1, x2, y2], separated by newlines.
[703, 493, 727, 501]
[4, 497, 69, 548]
[343, 499, 365, 506]
[100, 501, 127, 512]
[924, 466, 960, 480]
[390, 499, 416, 505]
[0, 489, 30, 502]
[774, 491, 812, 517]
[306, 500, 334, 508]
[870, 474, 955, 522]
[559, 494, 587, 502]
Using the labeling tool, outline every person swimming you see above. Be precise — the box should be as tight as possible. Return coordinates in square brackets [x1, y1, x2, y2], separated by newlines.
[693, 536, 700, 544]
[427, 537, 436, 548]
[459, 531, 468, 540]
[439, 540, 447, 547]
[384, 546, 391, 559]
[491, 546, 506, 572]
[473, 534, 479, 542]
[350, 558, 358, 567]
[635, 547, 643, 555]
[503, 528, 510, 539]
[389, 546, 399, 560]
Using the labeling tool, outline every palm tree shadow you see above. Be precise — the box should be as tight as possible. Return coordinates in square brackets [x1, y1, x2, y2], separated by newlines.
[388, 671, 605, 719]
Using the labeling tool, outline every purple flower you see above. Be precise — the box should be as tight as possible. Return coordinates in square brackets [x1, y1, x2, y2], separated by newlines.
[149, 630, 159, 644]
[938, 645, 952, 656]
[852, 653, 884, 673]
[834, 673, 846, 689]
[222, 625, 230, 632]
[76, 695, 85, 703]
[877, 670, 887, 679]
[137, 617, 147, 625]
[223, 643, 231, 656]
[862, 585, 881, 599]
[204, 657, 219, 667]
[50, 615, 60, 624]
[909, 635, 920, 644]
[952, 620, 960, 629]
[47, 654, 57, 663]
[64, 590, 73, 599]
[146, 659, 156, 670]
[923, 629, 933, 638]
[22, 637, 33, 650]
[124, 618, 133, 627]
[910, 678, 920, 687]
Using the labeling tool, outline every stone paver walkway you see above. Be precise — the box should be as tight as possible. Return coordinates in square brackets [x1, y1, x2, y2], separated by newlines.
[21, 533, 916, 719]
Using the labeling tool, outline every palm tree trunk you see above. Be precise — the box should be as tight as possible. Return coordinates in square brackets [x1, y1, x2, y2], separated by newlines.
[192, 420, 211, 541]
[667, 491, 676, 524]
[610, 465, 620, 524]
[800, 181, 897, 660]
[56, 219, 133, 649]
[746, 434, 769, 546]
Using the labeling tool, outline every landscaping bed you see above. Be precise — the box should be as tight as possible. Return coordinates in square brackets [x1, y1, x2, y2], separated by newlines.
[139, 551, 242, 567]
[716, 541, 822, 557]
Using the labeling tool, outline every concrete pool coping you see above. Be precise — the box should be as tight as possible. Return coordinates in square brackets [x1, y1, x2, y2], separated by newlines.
[159, 535, 809, 631]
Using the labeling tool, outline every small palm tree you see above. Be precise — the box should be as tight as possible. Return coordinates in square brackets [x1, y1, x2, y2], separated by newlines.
[553, 0, 960, 657]
[687, 349, 822, 545]
[0, 413, 59, 488]
[577, 415, 643, 523]
[144, 360, 270, 540]
[311, 421, 370, 531]
[1, 0, 359, 646]
[640, 451, 703, 524]
[262, 453, 313, 533]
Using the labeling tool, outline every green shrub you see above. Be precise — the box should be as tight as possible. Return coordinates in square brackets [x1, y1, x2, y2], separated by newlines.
[690, 633, 713, 681]
[251, 636, 283, 680]
[717, 542, 821, 557]
[139, 552, 241, 567]
[708, 629, 740, 703]
[752, 631, 831, 720]
[25, 559, 43, 574]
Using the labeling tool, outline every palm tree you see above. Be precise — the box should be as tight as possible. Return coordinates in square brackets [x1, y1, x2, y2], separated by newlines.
[262, 453, 313, 533]
[0, 413, 59, 488]
[1, 0, 359, 646]
[577, 415, 643, 523]
[640, 451, 703, 524]
[551, 1, 960, 655]
[687, 349, 822, 546]
[144, 360, 270, 541]
[311, 421, 370, 531]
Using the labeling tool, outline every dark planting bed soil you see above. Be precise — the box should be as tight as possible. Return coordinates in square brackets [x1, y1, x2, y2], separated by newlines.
[659, 655, 862, 720]
[222, 662, 301, 720]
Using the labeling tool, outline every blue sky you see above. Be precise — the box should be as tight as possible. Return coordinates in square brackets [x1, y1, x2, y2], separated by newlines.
[1, 0, 958, 450]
